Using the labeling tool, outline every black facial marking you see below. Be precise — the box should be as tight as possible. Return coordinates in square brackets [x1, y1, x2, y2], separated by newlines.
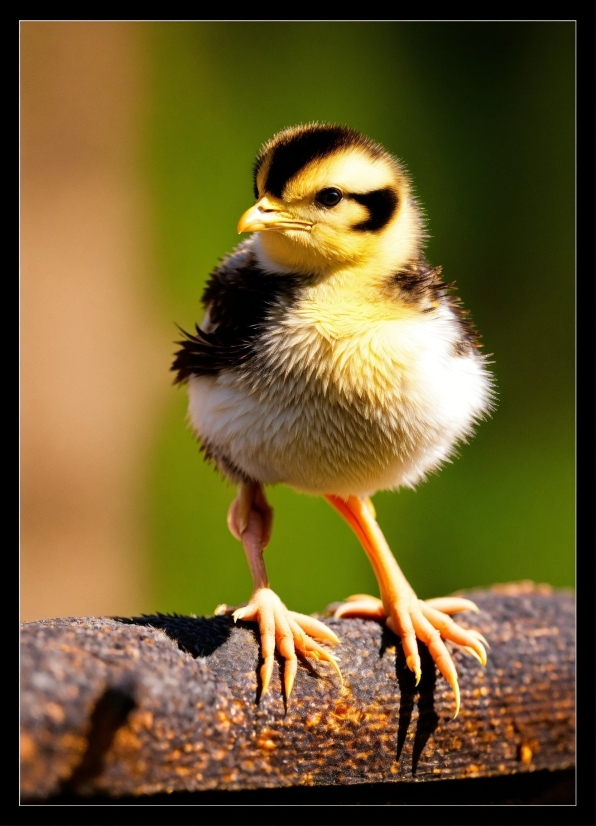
[255, 125, 383, 200]
[350, 188, 398, 232]
[266, 127, 350, 197]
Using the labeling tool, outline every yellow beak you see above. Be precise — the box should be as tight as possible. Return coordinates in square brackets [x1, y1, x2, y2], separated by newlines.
[237, 197, 313, 234]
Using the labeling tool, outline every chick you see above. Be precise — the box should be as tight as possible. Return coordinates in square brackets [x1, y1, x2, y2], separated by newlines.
[172, 124, 493, 715]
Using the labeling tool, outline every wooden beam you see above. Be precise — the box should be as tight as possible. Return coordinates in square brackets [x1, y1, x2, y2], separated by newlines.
[20, 584, 574, 801]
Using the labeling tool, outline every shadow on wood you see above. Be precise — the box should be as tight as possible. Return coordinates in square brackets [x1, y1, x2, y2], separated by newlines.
[20, 584, 575, 802]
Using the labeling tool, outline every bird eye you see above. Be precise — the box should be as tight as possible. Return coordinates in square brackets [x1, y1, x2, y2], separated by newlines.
[315, 187, 343, 208]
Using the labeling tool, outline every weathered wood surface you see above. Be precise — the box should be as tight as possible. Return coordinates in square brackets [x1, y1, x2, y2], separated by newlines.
[20, 584, 574, 801]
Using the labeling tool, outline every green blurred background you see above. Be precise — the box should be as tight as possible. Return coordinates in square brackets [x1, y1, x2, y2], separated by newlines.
[144, 21, 574, 617]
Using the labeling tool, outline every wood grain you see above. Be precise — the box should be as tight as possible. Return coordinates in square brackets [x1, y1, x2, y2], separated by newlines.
[20, 584, 574, 800]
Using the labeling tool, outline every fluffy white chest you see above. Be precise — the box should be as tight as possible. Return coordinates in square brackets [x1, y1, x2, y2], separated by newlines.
[187, 300, 492, 497]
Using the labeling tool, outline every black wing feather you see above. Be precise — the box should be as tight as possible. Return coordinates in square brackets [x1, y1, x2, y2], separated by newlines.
[172, 239, 302, 383]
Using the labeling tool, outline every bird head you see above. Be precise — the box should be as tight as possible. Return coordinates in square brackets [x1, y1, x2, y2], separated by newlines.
[238, 124, 425, 278]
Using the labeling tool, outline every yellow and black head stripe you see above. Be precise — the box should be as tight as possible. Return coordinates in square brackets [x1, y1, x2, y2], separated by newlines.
[253, 124, 386, 199]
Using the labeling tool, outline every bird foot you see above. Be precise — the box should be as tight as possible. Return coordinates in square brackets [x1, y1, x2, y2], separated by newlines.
[330, 593, 487, 717]
[232, 587, 342, 699]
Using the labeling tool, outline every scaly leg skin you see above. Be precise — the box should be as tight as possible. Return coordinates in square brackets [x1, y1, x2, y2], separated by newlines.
[227, 481, 341, 699]
[324, 494, 488, 718]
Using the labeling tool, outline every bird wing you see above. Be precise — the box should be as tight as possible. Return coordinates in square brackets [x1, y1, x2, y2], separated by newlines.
[171, 238, 301, 383]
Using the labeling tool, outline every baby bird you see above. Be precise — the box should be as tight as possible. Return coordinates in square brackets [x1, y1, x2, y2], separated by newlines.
[172, 124, 493, 716]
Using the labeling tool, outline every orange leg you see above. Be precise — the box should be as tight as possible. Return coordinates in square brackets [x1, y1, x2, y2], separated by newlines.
[325, 494, 487, 717]
[225, 481, 341, 699]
